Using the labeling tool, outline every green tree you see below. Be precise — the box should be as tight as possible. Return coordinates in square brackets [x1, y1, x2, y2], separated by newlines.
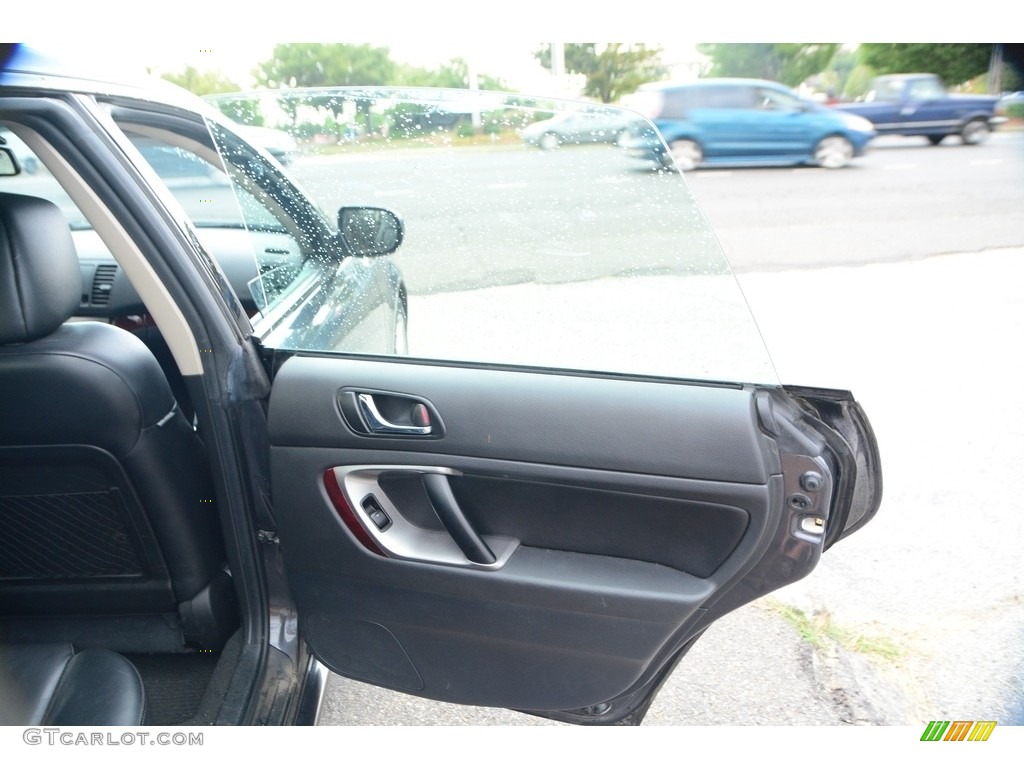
[535, 44, 666, 103]
[697, 43, 775, 80]
[161, 67, 263, 126]
[216, 98, 265, 127]
[697, 44, 840, 87]
[1004, 44, 1024, 90]
[397, 58, 507, 90]
[859, 44, 993, 87]
[161, 66, 240, 96]
[806, 47, 875, 100]
[254, 44, 397, 130]
[253, 43, 395, 89]
[775, 44, 841, 87]
[825, 48, 860, 94]
[841, 64, 876, 100]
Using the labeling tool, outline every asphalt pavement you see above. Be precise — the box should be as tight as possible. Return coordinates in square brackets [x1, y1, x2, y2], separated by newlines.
[321, 600, 893, 726]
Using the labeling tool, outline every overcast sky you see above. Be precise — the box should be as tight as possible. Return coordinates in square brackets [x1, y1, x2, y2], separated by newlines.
[39, 41, 705, 93]
[15, 2, 999, 92]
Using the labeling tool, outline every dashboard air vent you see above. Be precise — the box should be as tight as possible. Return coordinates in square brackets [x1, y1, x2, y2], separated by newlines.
[90, 265, 118, 306]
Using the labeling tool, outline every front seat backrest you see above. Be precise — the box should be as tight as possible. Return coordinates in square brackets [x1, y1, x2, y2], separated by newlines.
[0, 192, 234, 649]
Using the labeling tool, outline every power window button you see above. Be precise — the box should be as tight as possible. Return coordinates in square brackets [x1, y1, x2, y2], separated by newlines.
[362, 495, 391, 531]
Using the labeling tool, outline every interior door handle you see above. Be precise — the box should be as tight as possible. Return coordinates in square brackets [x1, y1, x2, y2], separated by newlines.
[357, 393, 432, 436]
[422, 473, 496, 565]
[325, 465, 518, 570]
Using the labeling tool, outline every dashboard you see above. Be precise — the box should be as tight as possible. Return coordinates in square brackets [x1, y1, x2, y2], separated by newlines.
[74, 227, 302, 318]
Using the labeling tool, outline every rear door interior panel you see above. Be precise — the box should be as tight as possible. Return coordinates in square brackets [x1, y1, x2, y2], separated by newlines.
[268, 356, 843, 714]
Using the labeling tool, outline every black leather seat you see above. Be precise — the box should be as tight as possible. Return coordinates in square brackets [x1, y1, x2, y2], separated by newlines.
[0, 643, 145, 725]
[0, 192, 234, 648]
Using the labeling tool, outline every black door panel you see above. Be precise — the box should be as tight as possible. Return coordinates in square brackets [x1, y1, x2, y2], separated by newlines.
[266, 356, 828, 715]
[385, 472, 751, 578]
[269, 357, 776, 483]
[296, 554, 713, 710]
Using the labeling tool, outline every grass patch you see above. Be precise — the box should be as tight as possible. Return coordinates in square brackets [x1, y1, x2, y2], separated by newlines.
[306, 131, 524, 157]
[768, 600, 903, 661]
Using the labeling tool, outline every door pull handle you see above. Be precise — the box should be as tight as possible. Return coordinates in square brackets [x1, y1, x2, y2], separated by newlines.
[357, 393, 432, 436]
[422, 473, 496, 565]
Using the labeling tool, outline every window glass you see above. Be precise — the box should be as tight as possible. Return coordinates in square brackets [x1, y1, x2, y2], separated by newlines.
[694, 86, 755, 109]
[1, 122, 285, 238]
[0, 123, 87, 228]
[907, 79, 944, 101]
[868, 79, 905, 101]
[0, 119, 308, 316]
[202, 88, 778, 384]
[756, 88, 801, 111]
[622, 88, 667, 120]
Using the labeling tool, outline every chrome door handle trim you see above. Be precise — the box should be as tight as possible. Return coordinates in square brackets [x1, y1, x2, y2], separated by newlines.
[357, 393, 432, 435]
[327, 465, 518, 570]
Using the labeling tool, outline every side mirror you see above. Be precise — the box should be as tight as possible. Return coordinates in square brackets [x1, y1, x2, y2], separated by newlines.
[0, 147, 19, 176]
[338, 206, 404, 257]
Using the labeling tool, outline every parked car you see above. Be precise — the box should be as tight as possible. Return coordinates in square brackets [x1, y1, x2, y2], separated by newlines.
[520, 105, 638, 149]
[0, 48, 881, 727]
[619, 78, 876, 170]
[997, 90, 1024, 114]
[835, 73, 1005, 145]
[235, 123, 301, 164]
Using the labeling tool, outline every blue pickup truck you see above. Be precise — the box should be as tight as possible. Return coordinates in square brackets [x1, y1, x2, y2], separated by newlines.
[836, 73, 1004, 145]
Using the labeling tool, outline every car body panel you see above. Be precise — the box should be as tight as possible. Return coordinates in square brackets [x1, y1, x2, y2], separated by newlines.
[836, 74, 1003, 140]
[620, 78, 875, 169]
[521, 106, 638, 148]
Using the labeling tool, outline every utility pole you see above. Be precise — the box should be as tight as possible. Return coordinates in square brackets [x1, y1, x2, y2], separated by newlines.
[547, 43, 579, 98]
[467, 59, 481, 134]
[987, 44, 1003, 95]
[551, 43, 565, 79]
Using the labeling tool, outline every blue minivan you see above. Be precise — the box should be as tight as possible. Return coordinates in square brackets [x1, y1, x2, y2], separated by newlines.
[620, 78, 876, 170]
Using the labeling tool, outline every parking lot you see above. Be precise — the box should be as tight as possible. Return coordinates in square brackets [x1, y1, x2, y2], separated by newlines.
[309, 132, 1024, 725]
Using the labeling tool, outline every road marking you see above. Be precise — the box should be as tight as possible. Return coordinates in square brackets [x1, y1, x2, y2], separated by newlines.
[791, 168, 825, 174]
[882, 164, 917, 170]
[486, 182, 529, 190]
[692, 171, 733, 177]
[970, 159, 1003, 166]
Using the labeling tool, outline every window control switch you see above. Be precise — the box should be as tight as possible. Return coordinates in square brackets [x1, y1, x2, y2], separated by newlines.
[362, 496, 391, 531]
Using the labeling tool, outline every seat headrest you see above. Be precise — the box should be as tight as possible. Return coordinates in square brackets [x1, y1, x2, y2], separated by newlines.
[0, 192, 81, 344]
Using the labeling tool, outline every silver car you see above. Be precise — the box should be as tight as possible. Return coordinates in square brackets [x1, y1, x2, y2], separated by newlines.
[520, 105, 639, 149]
